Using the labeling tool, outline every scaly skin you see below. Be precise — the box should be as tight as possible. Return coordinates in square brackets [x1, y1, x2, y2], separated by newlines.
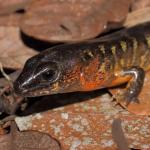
[13, 22, 150, 104]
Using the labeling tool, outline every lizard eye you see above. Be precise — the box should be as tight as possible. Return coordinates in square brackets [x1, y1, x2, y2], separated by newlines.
[42, 68, 58, 82]
[35, 61, 61, 83]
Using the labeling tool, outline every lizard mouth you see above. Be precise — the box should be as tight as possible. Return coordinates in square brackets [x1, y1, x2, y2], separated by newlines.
[13, 81, 51, 97]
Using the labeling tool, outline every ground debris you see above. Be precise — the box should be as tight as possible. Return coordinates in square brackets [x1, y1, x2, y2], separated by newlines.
[0, 1, 149, 150]
[20, 0, 131, 42]
[0, 121, 60, 150]
[15, 94, 150, 150]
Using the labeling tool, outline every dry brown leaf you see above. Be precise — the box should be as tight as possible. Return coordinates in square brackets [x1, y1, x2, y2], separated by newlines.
[20, 0, 131, 42]
[112, 119, 129, 150]
[109, 72, 150, 115]
[131, 0, 150, 11]
[0, 0, 30, 15]
[0, 14, 22, 27]
[15, 94, 150, 150]
[0, 127, 6, 135]
[0, 122, 60, 150]
[0, 0, 30, 27]
[0, 26, 37, 69]
[124, 7, 150, 28]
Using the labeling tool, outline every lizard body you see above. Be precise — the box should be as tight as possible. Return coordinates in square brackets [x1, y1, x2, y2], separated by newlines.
[14, 22, 150, 104]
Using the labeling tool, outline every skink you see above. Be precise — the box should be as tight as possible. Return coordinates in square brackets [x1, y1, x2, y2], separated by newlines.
[13, 22, 150, 104]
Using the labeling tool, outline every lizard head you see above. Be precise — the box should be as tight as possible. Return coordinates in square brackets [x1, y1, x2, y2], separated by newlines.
[13, 45, 82, 97]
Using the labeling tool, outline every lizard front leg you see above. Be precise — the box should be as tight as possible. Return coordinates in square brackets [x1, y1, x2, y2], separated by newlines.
[115, 66, 145, 105]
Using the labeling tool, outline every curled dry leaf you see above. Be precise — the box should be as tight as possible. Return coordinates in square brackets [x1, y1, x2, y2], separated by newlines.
[0, 122, 60, 150]
[0, 26, 37, 69]
[20, 0, 131, 42]
[109, 72, 150, 115]
[15, 94, 150, 150]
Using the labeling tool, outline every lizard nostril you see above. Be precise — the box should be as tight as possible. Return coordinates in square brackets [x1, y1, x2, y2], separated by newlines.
[13, 80, 25, 95]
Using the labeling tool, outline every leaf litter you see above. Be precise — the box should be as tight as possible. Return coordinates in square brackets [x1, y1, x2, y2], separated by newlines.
[0, 121, 60, 150]
[0, 0, 149, 150]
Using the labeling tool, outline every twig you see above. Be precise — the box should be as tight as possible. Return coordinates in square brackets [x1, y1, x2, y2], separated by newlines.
[112, 118, 130, 150]
[0, 115, 16, 125]
[0, 62, 11, 82]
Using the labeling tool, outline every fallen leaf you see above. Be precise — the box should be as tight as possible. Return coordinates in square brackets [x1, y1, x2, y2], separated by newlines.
[0, 127, 6, 135]
[15, 94, 150, 150]
[20, 0, 131, 42]
[0, 14, 22, 27]
[0, 122, 60, 150]
[0, 0, 30, 15]
[124, 7, 150, 28]
[0, 70, 24, 114]
[112, 119, 129, 150]
[110, 72, 150, 115]
[0, 26, 37, 69]
[131, 0, 150, 11]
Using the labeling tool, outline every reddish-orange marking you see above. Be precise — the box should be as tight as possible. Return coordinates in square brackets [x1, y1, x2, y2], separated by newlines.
[108, 76, 131, 87]
[79, 57, 106, 91]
